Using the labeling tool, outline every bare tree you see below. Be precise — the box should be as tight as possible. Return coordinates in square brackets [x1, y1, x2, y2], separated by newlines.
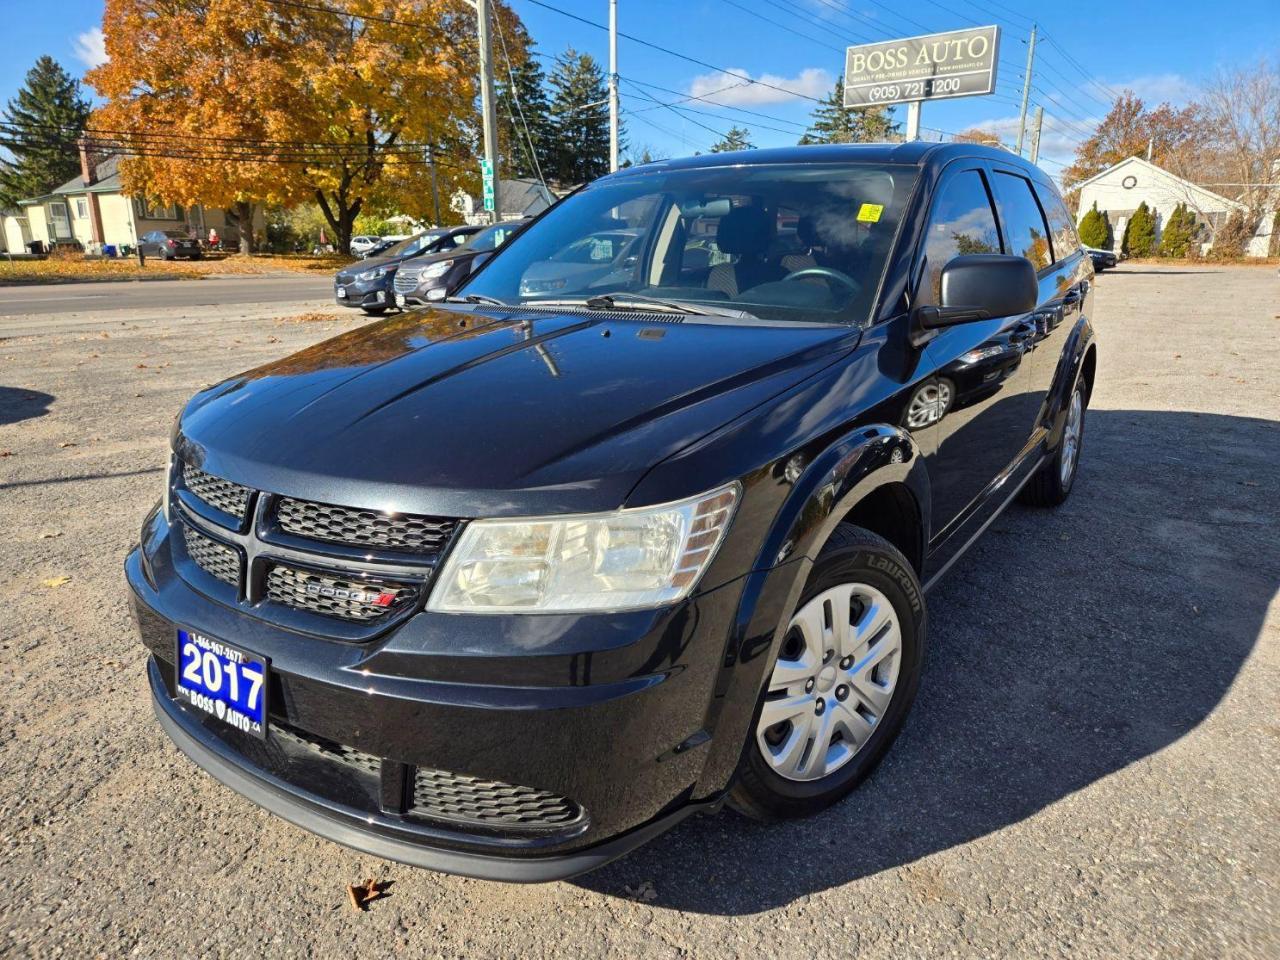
[1193, 58, 1280, 228]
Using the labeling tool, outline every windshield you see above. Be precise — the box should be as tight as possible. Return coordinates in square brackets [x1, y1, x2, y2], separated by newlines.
[384, 231, 444, 258]
[460, 162, 914, 324]
[464, 222, 520, 252]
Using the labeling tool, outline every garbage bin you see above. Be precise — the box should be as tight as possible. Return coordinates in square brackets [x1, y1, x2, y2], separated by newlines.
[27, 240, 45, 255]
[103, 244, 118, 258]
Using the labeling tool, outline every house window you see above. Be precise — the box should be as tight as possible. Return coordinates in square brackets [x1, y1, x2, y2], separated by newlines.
[75, 198, 90, 219]
[134, 197, 179, 220]
[48, 201, 72, 239]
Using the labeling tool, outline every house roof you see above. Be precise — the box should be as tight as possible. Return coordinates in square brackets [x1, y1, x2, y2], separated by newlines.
[51, 154, 122, 196]
[1074, 155, 1243, 212]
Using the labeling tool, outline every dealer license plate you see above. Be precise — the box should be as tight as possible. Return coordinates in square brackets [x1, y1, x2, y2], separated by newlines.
[336, 286, 347, 298]
[175, 629, 269, 739]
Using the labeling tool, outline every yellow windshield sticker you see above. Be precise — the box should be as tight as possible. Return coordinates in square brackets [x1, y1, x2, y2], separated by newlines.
[856, 203, 883, 223]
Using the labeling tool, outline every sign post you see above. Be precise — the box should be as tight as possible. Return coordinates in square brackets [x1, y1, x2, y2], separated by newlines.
[844, 26, 1000, 141]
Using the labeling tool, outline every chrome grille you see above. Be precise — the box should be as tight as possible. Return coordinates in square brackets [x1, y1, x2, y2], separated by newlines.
[275, 497, 457, 554]
[393, 269, 420, 293]
[410, 768, 581, 829]
[182, 463, 251, 520]
[183, 526, 240, 586]
[264, 564, 418, 622]
[270, 723, 382, 777]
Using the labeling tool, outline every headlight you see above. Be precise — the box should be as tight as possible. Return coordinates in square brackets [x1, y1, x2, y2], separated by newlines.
[356, 266, 387, 282]
[959, 344, 1007, 364]
[420, 259, 453, 281]
[428, 485, 739, 613]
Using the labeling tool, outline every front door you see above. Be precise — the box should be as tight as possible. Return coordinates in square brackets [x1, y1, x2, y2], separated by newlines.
[915, 163, 1041, 550]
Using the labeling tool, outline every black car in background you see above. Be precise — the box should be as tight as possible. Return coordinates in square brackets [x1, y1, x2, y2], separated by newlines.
[138, 230, 202, 260]
[1086, 246, 1118, 271]
[334, 226, 480, 314]
[393, 220, 524, 308]
[128, 143, 1097, 882]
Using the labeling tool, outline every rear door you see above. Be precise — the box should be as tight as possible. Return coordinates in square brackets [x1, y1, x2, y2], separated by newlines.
[915, 162, 1041, 545]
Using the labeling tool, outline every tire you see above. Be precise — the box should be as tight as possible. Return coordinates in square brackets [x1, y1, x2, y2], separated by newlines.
[360, 306, 388, 316]
[729, 525, 926, 821]
[1020, 378, 1087, 507]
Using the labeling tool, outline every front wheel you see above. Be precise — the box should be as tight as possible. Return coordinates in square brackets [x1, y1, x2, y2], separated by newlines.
[729, 525, 926, 820]
[360, 306, 388, 316]
[1020, 379, 1087, 507]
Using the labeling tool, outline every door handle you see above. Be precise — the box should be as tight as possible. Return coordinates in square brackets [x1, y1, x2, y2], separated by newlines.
[1061, 288, 1081, 306]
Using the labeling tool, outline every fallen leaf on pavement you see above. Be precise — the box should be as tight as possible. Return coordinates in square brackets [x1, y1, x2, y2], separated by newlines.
[38, 531, 62, 539]
[41, 576, 72, 588]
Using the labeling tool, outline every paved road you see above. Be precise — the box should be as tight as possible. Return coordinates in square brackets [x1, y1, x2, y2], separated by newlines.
[0, 273, 334, 318]
[0, 265, 1276, 958]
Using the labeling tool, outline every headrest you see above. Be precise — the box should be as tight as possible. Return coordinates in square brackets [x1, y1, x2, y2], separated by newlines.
[716, 206, 774, 257]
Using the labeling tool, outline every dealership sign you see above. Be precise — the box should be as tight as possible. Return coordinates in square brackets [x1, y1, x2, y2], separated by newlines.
[843, 26, 1000, 108]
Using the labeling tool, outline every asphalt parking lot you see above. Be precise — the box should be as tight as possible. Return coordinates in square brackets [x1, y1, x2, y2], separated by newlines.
[1, 264, 1276, 958]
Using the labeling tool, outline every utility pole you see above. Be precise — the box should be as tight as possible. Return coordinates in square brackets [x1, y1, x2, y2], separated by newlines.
[1029, 106, 1044, 164]
[608, 0, 620, 171]
[424, 145, 442, 226]
[477, 0, 501, 222]
[1016, 23, 1037, 156]
[906, 101, 921, 141]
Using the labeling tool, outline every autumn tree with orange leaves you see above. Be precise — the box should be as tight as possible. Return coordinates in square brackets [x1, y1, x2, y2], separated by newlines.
[89, 0, 497, 252]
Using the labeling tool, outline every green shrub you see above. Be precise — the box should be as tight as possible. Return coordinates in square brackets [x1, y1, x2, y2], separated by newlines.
[1077, 202, 1111, 248]
[1122, 202, 1156, 257]
[1159, 203, 1197, 258]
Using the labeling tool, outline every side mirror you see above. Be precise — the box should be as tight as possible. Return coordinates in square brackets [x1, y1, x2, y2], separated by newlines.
[912, 255, 1038, 344]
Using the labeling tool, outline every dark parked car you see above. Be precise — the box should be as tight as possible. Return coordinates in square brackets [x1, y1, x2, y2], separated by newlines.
[1086, 246, 1118, 271]
[334, 226, 480, 314]
[138, 230, 202, 260]
[393, 220, 524, 308]
[127, 143, 1096, 882]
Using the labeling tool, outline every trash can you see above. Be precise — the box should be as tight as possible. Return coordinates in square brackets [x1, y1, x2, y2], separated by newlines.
[27, 240, 45, 255]
[103, 244, 118, 258]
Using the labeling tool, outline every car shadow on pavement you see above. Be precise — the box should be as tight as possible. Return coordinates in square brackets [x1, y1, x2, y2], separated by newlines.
[575, 409, 1279, 915]
[0, 386, 54, 425]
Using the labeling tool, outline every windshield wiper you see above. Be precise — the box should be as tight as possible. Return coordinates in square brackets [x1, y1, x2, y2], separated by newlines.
[445, 293, 508, 306]
[524, 293, 759, 321]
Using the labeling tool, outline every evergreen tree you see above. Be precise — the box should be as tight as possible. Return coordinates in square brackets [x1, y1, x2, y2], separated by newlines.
[1077, 201, 1111, 248]
[494, 21, 554, 181]
[0, 56, 91, 207]
[799, 75, 897, 145]
[1158, 202, 1197, 258]
[710, 126, 754, 153]
[1122, 201, 1157, 257]
[546, 47, 613, 185]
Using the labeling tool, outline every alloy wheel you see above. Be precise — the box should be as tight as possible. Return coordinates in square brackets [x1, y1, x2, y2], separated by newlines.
[756, 583, 903, 782]
[906, 381, 951, 429]
[1060, 387, 1084, 486]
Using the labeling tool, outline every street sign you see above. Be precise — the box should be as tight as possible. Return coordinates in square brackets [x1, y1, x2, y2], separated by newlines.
[843, 26, 1000, 109]
[480, 159, 495, 212]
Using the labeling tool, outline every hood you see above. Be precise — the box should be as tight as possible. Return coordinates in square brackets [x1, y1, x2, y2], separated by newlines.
[176, 307, 859, 517]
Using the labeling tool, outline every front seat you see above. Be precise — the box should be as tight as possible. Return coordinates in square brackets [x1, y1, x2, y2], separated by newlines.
[707, 206, 785, 297]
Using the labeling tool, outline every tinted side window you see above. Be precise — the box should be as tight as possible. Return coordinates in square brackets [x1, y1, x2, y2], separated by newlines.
[920, 169, 1002, 305]
[991, 171, 1052, 270]
[1035, 183, 1081, 261]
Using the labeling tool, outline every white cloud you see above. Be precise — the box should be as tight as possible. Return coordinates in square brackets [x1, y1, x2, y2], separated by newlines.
[961, 112, 1096, 169]
[73, 27, 107, 70]
[1110, 72, 1198, 105]
[687, 67, 833, 106]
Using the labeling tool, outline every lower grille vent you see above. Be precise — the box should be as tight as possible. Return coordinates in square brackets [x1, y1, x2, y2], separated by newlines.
[265, 564, 418, 622]
[410, 768, 582, 829]
[270, 723, 383, 777]
[183, 526, 240, 586]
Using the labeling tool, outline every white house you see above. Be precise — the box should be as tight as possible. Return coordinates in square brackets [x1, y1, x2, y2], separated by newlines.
[0, 151, 265, 255]
[1074, 156, 1272, 257]
[450, 178, 558, 225]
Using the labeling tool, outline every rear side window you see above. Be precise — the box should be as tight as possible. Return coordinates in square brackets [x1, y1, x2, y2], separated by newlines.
[919, 169, 1002, 305]
[990, 172, 1052, 270]
[1035, 183, 1081, 261]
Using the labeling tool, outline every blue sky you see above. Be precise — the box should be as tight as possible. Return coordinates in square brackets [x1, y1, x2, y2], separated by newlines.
[5, 0, 1278, 176]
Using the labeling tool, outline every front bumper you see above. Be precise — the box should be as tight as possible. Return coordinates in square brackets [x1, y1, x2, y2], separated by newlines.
[125, 510, 743, 880]
[334, 278, 392, 309]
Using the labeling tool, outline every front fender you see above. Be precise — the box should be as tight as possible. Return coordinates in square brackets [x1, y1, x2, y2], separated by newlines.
[693, 424, 930, 798]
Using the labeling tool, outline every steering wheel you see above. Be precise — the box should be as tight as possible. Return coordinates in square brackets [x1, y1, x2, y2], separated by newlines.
[781, 266, 860, 294]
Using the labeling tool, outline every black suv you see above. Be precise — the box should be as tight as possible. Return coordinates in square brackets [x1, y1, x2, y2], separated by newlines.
[127, 144, 1095, 882]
